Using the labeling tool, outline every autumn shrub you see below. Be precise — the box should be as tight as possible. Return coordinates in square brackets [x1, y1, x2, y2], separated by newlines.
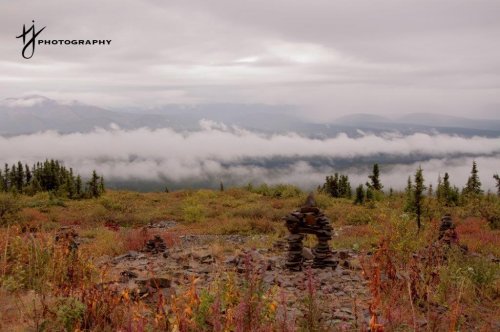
[0, 193, 20, 226]
[80, 227, 126, 257]
[1, 231, 96, 292]
[182, 196, 206, 223]
[346, 211, 372, 225]
[438, 248, 499, 301]
[248, 183, 303, 198]
[208, 217, 276, 235]
[456, 217, 500, 256]
[298, 268, 323, 332]
[55, 296, 86, 331]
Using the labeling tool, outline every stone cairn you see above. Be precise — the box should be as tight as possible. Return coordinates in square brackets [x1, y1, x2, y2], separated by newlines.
[438, 214, 459, 246]
[143, 235, 167, 254]
[284, 193, 338, 271]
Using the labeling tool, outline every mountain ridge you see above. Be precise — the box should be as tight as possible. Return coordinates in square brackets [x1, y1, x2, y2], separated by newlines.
[1, 96, 499, 137]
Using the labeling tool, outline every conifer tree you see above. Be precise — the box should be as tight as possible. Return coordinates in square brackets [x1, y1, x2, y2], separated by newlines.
[99, 176, 105, 193]
[436, 174, 443, 200]
[494, 174, 500, 196]
[9, 164, 17, 193]
[366, 187, 374, 202]
[464, 161, 482, 195]
[404, 176, 414, 213]
[367, 163, 383, 191]
[339, 175, 352, 198]
[354, 184, 365, 205]
[87, 170, 101, 198]
[414, 167, 426, 231]
[25, 164, 32, 185]
[75, 176, 82, 198]
[324, 173, 351, 198]
[3, 164, 9, 191]
[437, 172, 459, 206]
[16, 161, 24, 191]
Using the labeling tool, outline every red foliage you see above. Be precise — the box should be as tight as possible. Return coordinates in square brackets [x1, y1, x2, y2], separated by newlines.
[123, 228, 150, 251]
[160, 231, 180, 247]
[456, 217, 499, 253]
[104, 221, 120, 232]
[123, 228, 180, 251]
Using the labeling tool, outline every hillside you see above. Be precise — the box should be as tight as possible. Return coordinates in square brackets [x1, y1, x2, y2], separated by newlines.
[0, 187, 498, 331]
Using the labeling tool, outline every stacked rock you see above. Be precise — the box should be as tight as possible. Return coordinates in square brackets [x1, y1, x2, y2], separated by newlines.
[143, 235, 167, 254]
[438, 214, 458, 246]
[286, 234, 305, 271]
[284, 193, 338, 270]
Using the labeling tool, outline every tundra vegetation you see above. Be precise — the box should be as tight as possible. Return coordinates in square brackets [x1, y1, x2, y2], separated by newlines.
[0, 160, 498, 331]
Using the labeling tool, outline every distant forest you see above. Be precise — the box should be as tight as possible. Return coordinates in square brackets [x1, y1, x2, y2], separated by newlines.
[0, 159, 105, 199]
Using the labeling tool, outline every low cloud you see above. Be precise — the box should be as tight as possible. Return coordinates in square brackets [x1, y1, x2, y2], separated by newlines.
[0, 123, 499, 190]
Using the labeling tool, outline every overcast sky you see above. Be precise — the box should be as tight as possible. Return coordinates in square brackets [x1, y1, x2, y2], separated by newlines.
[1, 0, 500, 120]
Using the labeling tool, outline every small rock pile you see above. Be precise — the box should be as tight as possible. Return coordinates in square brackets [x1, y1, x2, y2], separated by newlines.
[438, 214, 458, 246]
[143, 235, 167, 255]
[437, 214, 468, 253]
[147, 220, 178, 229]
[284, 193, 337, 271]
[55, 226, 79, 252]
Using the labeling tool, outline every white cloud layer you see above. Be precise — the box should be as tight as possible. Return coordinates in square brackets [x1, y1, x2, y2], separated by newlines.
[0, 124, 498, 190]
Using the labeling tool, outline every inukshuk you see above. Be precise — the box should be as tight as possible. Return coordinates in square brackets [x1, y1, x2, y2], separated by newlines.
[284, 193, 338, 271]
[438, 214, 459, 246]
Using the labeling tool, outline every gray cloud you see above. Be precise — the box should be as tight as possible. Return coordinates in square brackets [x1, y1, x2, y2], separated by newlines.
[1, 1, 499, 119]
[0, 123, 498, 190]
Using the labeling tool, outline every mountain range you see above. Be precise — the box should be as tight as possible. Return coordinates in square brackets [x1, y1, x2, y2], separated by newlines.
[1, 95, 499, 137]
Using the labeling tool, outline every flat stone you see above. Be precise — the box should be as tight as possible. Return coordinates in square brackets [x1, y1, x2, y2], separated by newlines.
[135, 277, 171, 289]
[302, 247, 314, 260]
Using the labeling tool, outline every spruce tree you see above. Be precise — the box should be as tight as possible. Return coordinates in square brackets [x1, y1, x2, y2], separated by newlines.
[87, 170, 101, 198]
[414, 167, 426, 231]
[367, 163, 383, 191]
[324, 173, 351, 198]
[75, 176, 82, 198]
[404, 176, 414, 213]
[3, 164, 9, 191]
[494, 174, 500, 196]
[354, 184, 365, 205]
[339, 175, 352, 198]
[366, 187, 374, 202]
[464, 161, 482, 195]
[16, 161, 24, 192]
[436, 174, 443, 200]
[25, 164, 32, 186]
[99, 176, 105, 193]
[438, 172, 459, 206]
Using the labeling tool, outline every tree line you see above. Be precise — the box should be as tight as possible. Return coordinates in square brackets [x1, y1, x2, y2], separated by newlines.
[322, 161, 500, 230]
[0, 159, 105, 199]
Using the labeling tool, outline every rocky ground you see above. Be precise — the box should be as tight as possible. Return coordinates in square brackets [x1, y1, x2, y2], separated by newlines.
[93, 221, 372, 329]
